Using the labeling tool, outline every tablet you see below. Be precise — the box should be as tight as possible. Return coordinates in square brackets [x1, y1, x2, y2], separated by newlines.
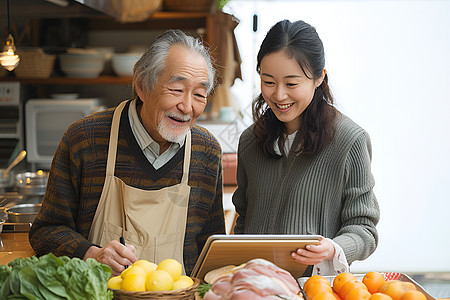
[191, 234, 322, 280]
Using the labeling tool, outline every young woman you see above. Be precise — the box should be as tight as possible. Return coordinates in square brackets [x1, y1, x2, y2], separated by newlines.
[232, 19, 380, 275]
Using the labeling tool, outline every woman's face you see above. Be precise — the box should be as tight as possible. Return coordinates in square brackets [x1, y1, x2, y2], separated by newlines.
[260, 50, 324, 134]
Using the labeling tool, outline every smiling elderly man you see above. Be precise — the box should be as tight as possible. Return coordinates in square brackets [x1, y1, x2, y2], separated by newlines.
[29, 30, 225, 276]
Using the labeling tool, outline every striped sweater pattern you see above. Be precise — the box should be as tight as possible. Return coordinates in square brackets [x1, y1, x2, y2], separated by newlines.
[29, 101, 225, 275]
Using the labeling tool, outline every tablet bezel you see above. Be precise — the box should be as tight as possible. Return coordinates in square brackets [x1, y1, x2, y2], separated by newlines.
[190, 234, 322, 280]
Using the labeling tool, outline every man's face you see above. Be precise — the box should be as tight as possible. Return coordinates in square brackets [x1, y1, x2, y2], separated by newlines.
[137, 44, 209, 144]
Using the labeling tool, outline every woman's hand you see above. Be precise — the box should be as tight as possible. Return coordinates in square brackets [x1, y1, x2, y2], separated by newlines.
[291, 238, 335, 265]
[83, 240, 137, 276]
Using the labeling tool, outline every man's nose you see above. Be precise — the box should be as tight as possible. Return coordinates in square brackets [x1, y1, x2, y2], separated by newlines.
[177, 94, 193, 114]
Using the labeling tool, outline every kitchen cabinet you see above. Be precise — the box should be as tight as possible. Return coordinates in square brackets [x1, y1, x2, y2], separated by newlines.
[0, 76, 131, 85]
[0, 10, 217, 82]
[0, 10, 233, 107]
[0, 4, 240, 166]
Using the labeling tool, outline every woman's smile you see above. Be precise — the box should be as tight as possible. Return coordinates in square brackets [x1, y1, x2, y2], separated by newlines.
[275, 102, 294, 111]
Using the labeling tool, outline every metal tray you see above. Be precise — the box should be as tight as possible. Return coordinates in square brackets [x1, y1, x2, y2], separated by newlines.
[1, 222, 32, 232]
[297, 273, 436, 300]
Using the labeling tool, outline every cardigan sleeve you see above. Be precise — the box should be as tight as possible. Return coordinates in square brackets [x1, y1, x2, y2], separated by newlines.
[29, 119, 97, 259]
[195, 154, 226, 247]
[333, 131, 380, 264]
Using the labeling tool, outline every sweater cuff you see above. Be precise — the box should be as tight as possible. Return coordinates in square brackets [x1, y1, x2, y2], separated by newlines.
[333, 234, 362, 265]
[73, 240, 99, 260]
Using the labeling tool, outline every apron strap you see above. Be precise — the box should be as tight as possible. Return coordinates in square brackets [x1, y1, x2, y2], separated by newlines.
[181, 130, 191, 184]
[106, 100, 128, 177]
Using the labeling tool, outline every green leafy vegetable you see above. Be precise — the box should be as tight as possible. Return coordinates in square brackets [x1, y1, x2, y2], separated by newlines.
[197, 283, 212, 298]
[0, 253, 113, 299]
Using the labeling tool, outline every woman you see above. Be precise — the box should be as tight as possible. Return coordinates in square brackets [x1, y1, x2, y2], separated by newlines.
[232, 20, 380, 275]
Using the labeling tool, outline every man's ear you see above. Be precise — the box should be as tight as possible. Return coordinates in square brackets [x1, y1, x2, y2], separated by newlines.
[135, 82, 145, 101]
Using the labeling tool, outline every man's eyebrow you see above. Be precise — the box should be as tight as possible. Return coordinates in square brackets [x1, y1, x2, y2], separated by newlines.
[168, 75, 186, 83]
[168, 75, 209, 89]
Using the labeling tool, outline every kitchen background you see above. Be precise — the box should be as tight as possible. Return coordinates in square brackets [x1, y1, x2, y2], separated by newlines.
[0, 0, 449, 296]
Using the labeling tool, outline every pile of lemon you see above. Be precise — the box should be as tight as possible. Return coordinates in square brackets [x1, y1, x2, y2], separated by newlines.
[107, 258, 194, 292]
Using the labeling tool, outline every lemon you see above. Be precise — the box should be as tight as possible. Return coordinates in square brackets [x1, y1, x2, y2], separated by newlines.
[107, 276, 123, 290]
[132, 260, 157, 276]
[121, 274, 146, 291]
[146, 269, 174, 291]
[156, 258, 182, 281]
[173, 275, 194, 290]
[121, 265, 147, 279]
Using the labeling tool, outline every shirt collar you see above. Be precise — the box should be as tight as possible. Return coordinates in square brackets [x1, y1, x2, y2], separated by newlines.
[128, 99, 184, 154]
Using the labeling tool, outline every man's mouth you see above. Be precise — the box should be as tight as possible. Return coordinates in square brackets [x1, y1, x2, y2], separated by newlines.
[167, 114, 191, 125]
[275, 103, 294, 110]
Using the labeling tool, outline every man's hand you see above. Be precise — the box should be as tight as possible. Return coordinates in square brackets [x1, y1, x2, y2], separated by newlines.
[291, 238, 335, 265]
[84, 240, 137, 276]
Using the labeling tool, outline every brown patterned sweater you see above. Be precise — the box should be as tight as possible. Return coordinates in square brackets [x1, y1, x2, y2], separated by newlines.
[29, 100, 225, 275]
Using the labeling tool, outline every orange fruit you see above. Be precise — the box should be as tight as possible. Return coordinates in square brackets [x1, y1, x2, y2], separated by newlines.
[370, 292, 393, 300]
[363, 272, 386, 294]
[305, 280, 334, 299]
[400, 291, 427, 300]
[312, 291, 339, 300]
[309, 275, 331, 284]
[332, 291, 342, 300]
[339, 279, 368, 300]
[346, 287, 372, 300]
[381, 281, 416, 300]
[304, 275, 331, 293]
[305, 275, 332, 289]
[401, 282, 417, 292]
[333, 272, 357, 294]
[378, 281, 399, 294]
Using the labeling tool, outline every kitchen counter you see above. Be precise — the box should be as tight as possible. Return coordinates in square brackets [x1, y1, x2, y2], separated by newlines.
[0, 234, 448, 299]
[0, 232, 35, 265]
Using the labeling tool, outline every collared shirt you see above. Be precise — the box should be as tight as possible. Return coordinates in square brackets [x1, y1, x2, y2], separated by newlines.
[128, 99, 184, 169]
[274, 130, 298, 156]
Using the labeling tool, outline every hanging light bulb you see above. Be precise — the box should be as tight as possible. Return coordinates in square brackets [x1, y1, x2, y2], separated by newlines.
[0, 34, 20, 71]
[0, 0, 20, 71]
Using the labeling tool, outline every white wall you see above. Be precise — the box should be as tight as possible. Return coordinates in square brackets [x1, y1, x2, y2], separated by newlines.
[224, 0, 450, 273]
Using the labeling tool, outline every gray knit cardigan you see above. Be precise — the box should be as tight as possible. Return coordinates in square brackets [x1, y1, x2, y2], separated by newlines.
[232, 113, 380, 265]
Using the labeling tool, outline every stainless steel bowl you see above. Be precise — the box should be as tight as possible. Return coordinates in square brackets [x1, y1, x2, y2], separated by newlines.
[6, 203, 42, 223]
[15, 171, 48, 196]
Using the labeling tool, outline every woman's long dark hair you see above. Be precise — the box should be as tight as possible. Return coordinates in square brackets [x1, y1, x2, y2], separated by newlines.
[253, 20, 337, 157]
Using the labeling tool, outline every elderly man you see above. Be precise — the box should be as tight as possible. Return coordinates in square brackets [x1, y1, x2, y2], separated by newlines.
[29, 30, 225, 276]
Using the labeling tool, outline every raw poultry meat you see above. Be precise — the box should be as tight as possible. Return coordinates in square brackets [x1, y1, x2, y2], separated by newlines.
[203, 258, 303, 300]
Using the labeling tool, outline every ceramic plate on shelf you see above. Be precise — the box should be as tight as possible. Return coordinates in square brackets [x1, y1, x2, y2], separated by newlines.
[51, 93, 79, 100]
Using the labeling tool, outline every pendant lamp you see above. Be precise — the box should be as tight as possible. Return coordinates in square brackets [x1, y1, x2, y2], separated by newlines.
[0, 0, 20, 71]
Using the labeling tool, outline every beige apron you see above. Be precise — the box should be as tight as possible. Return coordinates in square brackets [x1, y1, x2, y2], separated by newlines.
[88, 100, 191, 272]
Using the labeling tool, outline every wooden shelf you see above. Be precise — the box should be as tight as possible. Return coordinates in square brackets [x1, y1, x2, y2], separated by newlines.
[146, 11, 211, 20]
[88, 12, 212, 31]
[0, 76, 132, 85]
